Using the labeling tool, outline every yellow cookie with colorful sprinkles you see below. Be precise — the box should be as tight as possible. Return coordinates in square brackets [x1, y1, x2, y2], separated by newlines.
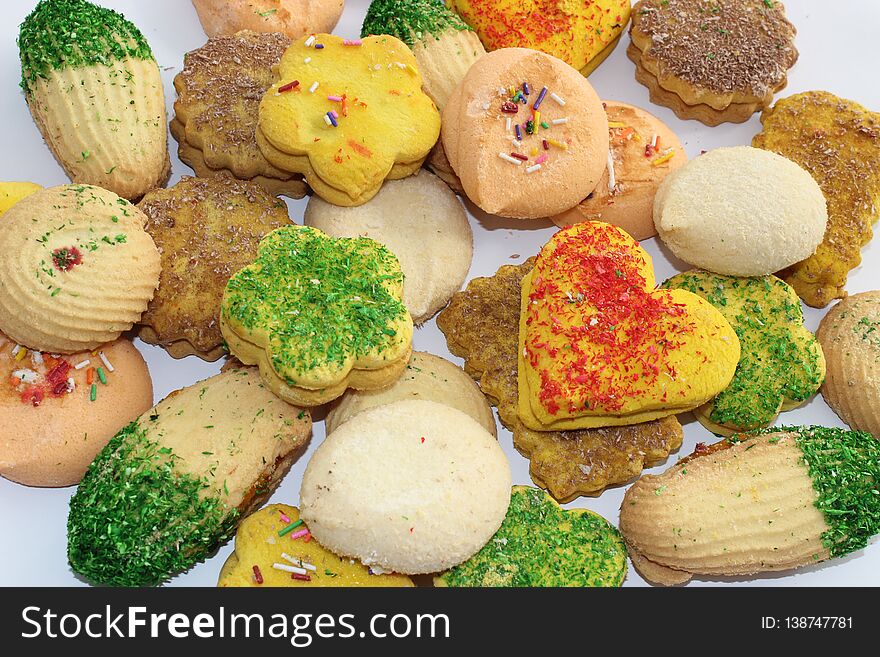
[0, 182, 42, 217]
[218, 503, 414, 587]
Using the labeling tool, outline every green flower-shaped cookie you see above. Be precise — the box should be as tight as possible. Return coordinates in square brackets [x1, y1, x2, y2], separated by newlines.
[220, 226, 413, 406]
[436, 486, 627, 587]
[663, 270, 825, 435]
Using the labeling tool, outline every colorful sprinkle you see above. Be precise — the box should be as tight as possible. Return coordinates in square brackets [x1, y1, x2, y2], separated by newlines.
[304, 56, 312, 64]
[652, 149, 676, 166]
[540, 121, 550, 129]
[533, 110, 541, 126]
[533, 86, 548, 110]
[327, 94, 343, 102]
[309, 81, 319, 93]
[526, 164, 542, 174]
[536, 154, 548, 165]
[542, 139, 549, 150]
[279, 512, 291, 524]
[277, 79, 300, 93]
[343, 39, 363, 46]
[607, 121, 628, 128]
[315, 43, 325, 49]
[96, 367, 107, 385]
[550, 92, 566, 106]
[515, 124, 522, 141]
[501, 101, 518, 114]
[15, 348, 27, 362]
[327, 112, 338, 127]
[89, 383, 97, 402]
[522, 81, 531, 95]
[74, 359, 90, 370]
[252, 565, 263, 584]
[505, 117, 512, 132]
[98, 351, 114, 372]
[278, 519, 304, 537]
[551, 117, 569, 125]
[499, 152, 522, 165]
[272, 562, 306, 575]
[10, 344, 21, 357]
[510, 152, 528, 161]
[548, 139, 568, 150]
[66, 377, 75, 393]
[86, 367, 95, 385]
[292, 573, 311, 582]
[290, 528, 310, 541]
[304, 35, 316, 47]
[329, 110, 339, 119]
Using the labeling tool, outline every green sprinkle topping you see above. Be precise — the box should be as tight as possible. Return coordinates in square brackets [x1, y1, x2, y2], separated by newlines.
[96, 367, 107, 385]
[278, 519, 304, 537]
[361, 0, 471, 46]
[89, 383, 96, 401]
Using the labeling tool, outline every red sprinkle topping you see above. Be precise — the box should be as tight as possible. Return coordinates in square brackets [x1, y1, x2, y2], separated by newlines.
[252, 565, 264, 584]
[292, 573, 311, 581]
[501, 101, 519, 113]
[52, 246, 83, 272]
[278, 80, 300, 93]
[21, 386, 44, 407]
[510, 152, 528, 161]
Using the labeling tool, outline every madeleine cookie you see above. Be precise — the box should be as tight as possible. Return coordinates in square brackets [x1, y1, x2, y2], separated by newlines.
[301, 400, 511, 574]
[552, 101, 686, 240]
[518, 222, 740, 431]
[0, 182, 42, 217]
[0, 185, 160, 354]
[629, 0, 797, 125]
[257, 34, 441, 206]
[192, 0, 344, 39]
[219, 504, 413, 587]
[172, 31, 307, 198]
[0, 335, 151, 487]
[437, 258, 684, 501]
[68, 368, 312, 586]
[664, 271, 825, 436]
[436, 486, 626, 587]
[620, 427, 880, 584]
[654, 147, 827, 277]
[442, 48, 609, 219]
[221, 226, 413, 406]
[326, 351, 496, 436]
[817, 291, 880, 436]
[138, 177, 291, 361]
[753, 91, 880, 307]
[19, 0, 169, 200]
[448, 0, 630, 76]
[304, 171, 472, 324]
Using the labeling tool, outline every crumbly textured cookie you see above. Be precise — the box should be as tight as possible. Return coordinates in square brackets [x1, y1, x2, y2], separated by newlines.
[817, 291, 880, 436]
[753, 91, 880, 307]
[654, 146, 827, 277]
[629, 0, 797, 123]
[192, 0, 344, 39]
[442, 48, 609, 219]
[664, 271, 825, 435]
[326, 351, 496, 436]
[425, 140, 464, 194]
[620, 427, 880, 584]
[68, 368, 312, 586]
[437, 258, 684, 501]
[436, 486, 626, 587]
[221, 226, 413, 406]
[218, 504, 413, 587]
[257, 34, 441, 206]
[304, 171, 472, 324]
[19, 0, 169, 200]
[138, 177, 291, 361]
[0, 185, 160, 354]
[301, 399, 511, 574]
[552, 101, 686, 240]
[172, 31, 307, 198]
[0, 335, 151, 487]
[448, 0, 631, 76]
[519, 222, 740, 431]
[0, 182, 41, 217]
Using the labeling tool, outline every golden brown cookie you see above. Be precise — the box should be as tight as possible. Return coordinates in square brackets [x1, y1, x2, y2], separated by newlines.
[192, 0, 344, 39]
[437, 258, 683, 501]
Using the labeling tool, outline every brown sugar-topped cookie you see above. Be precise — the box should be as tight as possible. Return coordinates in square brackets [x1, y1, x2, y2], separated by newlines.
[138, 176, 291, 361]
[172, 31, 306, 198]
[629, 0, 797, 124]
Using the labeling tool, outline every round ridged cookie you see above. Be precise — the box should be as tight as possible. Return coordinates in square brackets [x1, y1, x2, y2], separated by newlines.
[300, 400, 512, 574]
[304, 171, 473, 324]
[0, 185, 160, 354]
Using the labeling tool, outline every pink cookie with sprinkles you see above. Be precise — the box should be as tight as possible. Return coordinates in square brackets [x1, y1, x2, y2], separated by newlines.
[442, 48, 609, 219]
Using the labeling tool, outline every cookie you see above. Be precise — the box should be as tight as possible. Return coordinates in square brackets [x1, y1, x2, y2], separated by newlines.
[448, 0, 631, 76]
[19, 0, 169, 200]
[67, 368, 312, 586]
[552, 101, 687, 240]
[437, 258, 684, 501]
[436, 486, 626, 587]
[0, 182, 41, 217]
[257, 34, 441, 206]
[664, 271, 825, 435]
[220, 226, 413, 406]
[304, 170, 472, 324]
[442, 48, 609, 219]
[425, 140, 464, 194]
[518, 222, 740, 431]
[326, 351, 496, 436]
[218, 504, 414, 587]
[0, 335, 151, 487]
[138, 177, 292, 361]
[629, 0, 797, 124]
[192, 0, 344, 39]
[753, 91, 880, 307]
[300, 399, 511, 574]
[0, 185, 160, 354]
[817, 291, 880, 436]
[654, 146, 827, 277]
[620, 427, 880, 584]
[172, 31, 307, 198]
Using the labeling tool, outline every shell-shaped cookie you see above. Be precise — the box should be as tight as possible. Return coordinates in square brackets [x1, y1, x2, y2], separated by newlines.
[0, 185, 160, 353]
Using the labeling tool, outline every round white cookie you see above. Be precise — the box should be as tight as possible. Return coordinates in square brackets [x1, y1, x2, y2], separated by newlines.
[304, 170, 473, 324]
[300, 399, 511, 574]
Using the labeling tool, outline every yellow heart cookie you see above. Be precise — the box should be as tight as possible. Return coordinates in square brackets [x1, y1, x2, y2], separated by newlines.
[518, 222, 739, 431]
[257, 34, 441, 206]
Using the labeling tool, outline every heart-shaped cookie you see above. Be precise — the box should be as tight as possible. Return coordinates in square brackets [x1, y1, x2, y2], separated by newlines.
[517, 222, 740, 431]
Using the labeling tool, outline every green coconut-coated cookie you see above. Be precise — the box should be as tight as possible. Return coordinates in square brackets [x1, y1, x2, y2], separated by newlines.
[362, 0, 472, 45]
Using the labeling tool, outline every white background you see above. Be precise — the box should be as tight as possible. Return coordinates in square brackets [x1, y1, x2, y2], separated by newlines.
[0, 0, 877, 587]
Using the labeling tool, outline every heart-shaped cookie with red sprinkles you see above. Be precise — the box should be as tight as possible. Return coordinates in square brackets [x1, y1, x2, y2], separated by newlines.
[517, 222, 740, 431]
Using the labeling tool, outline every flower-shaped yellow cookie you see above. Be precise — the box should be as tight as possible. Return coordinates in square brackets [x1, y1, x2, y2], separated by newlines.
[257, 34, 441, 206]
[220, 226, 413, 406]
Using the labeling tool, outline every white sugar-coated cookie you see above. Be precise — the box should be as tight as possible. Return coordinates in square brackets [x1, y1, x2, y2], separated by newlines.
[653, 146, 827, 276]
[300, 399, 511, 574]
[304, 171, 473, 324]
